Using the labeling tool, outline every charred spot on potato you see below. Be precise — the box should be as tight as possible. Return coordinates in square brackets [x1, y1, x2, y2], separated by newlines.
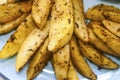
[68, 18, 71, 24]
[28, 49, 34, 52]
[10, 35, 17, 41]
[72, 46, 74, 50]
[75, 22, 79, 28]
[117, 28, 120, 32]
[18, 9, 24, 14]
[64, 61, 68, 64]
[64, 2, 67, 5]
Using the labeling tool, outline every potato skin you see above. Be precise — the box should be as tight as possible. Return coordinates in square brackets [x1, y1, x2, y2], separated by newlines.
[0, 15, 36, 59]
[90, 21, 120, 57]
[27, 38, 51, 80]
[85, 4, 120, 21]
[103, 11, 120, 23]
[52, 44, 70, 80]
[88, 27, 115, 56]
[68, 59, 79, 80]
[0, 13, 28, 34]
[72, 0, 89, 42]
[0, 0, 32, 23]
[70, 36, 97, 80]
[16, 21, 50, 72]
[78, 40, 119, 69]
[102, 20, 120, 37]
[32, 0, 53, 30]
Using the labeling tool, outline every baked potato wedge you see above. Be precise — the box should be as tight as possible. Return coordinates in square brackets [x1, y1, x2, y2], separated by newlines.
[91, 4, 120, 13]
[32, 0, 53, 30]
[72, 0, 89, 42]
[85, 5, 106, 21]
[90, 21, 120, 57]
[0, 13, 28, 34]
[0, 0, 32, 24]
[16, 21, 50, 72]
[103, 11, 120, 23]
[70, 35, 96, 80]
[0, 15, 36, 59]
[68, 59, 79, 80]
[103, 20, 120, 37]
[78, 40, 119, 69]
[48, 0, 74, 52]
[27, 38, 51, 80]
[85, 4, 120, 21]
[52, 44, 70, 80]
[88, 27, 115, 56]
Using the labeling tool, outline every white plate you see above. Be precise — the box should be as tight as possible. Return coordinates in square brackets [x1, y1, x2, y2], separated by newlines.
[0, 0, 120, 80]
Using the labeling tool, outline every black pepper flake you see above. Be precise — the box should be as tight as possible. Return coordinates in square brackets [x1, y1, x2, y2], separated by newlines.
[72, 47, 74, 50]
[64, 2, 67, 5]
[10, 35, 17, 41]
[68, 18, 71, 24]
[117, 28, 120, 32]
[75, 23, 79, 28]
[28, 49, 34, 52]
[18, 9, 24, 14]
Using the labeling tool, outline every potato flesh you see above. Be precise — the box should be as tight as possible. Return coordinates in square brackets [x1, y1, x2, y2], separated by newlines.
[48, 0, 74, 52]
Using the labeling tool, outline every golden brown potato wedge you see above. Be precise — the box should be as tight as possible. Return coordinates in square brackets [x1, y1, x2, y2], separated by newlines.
[52, 44, 70, 80]
[90, 21, 120, 57]
[85, 4, 120, 21]
[48, 0, 74, 52]
[72, 0, 89, 42]
[16, 21, 50, 72]
[85, 5, 106, 21]
[0, 15, 36, 59]
[78, 40, 119, 69]
[32, 0, 53, 30]
[103, 11, 120, 23]
[103, 20, 120, 37]
[0, 13, 28, 34]
[92, 4, 120, 13]
[70, 36, 96, 80]
[88, 27, 115, 56]
[68, 59, 79, 80]
[27, 38, 51, 80]
[0, 0, 32, 23]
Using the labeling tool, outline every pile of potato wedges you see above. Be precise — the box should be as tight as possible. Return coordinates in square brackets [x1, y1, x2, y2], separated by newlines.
[0, 0, 120, 80]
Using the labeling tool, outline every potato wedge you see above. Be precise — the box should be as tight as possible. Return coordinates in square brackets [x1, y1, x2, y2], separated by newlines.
[16, 21, 50, 72]
[103, 20, 120, 37]
[88, 27, 115, 56]
[103, 11, 120, 23]
[27, 38, 51, 80]
[85, 5, 106, 21]
[32, 0, 53, 30]
[92, 4, 120, 13]
[72, 0, 89, 42]
[0, 15, 36, 59]
[0, 13, 28, 34]
[90, 21, 120, 57]
[85, 4, 120, 21]
[70, 36, 96, 80]
[48, 0, 74, 52]
[68, 59, 79, 80]
[0, 0, 32, 23]
[79, 40, 119, 69]
[52, 44, 70, 80]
